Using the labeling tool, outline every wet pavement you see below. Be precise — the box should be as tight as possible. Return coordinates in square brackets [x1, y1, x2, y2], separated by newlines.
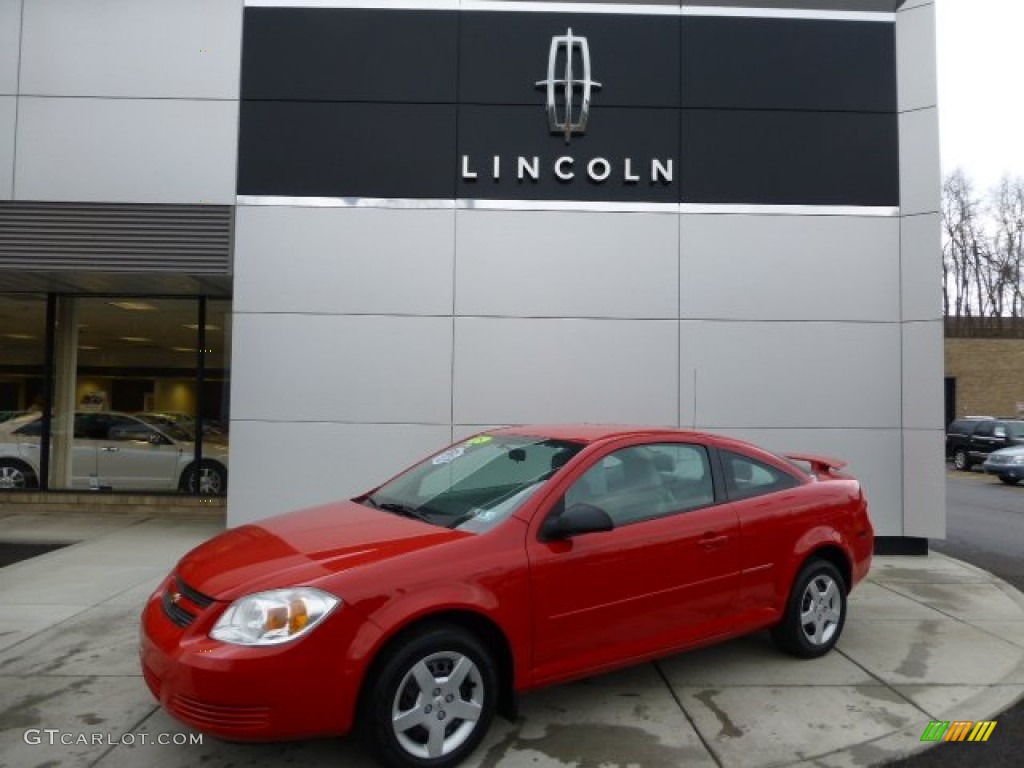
[0, 511, 1022, 768]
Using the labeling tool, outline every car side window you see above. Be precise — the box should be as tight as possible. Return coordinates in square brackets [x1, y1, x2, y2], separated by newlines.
[563, 443, 714, 527]
[722, 451, 798, 501]
[974, 422, 994, 437]
[106, 416, 154, 442]
[75, 413, 108, 439]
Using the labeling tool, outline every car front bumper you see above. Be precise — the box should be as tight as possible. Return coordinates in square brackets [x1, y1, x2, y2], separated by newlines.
[139, 577, 367, 741]
[981, 462, 1024, 481]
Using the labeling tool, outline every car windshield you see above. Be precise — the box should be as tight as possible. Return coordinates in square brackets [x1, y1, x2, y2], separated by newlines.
[361, 435, 584, 534]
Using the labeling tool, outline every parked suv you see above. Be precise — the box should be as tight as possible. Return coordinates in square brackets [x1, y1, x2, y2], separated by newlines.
[946, 416, 1024, 471]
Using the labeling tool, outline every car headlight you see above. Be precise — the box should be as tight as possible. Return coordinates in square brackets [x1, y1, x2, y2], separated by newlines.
[210, 588, 339, 646]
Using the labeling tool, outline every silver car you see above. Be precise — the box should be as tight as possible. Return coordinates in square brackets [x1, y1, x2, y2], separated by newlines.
[981, 444, 1024, 486]
[0, 411, 228, 494]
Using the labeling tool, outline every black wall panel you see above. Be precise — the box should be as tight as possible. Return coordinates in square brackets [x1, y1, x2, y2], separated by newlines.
[682, 17, 896, 112]
[459, 12, 680, 108]
[237, 7, 900, 207]
[681, 110, 900, 206]
[241, 9, 459, 103]
[238, 102, 457, 199]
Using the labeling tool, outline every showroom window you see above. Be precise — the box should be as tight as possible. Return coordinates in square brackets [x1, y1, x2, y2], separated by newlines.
[0, 294, 230, 495]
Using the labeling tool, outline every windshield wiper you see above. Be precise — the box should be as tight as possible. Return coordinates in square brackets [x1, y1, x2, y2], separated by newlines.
[376, 501, 434, 525]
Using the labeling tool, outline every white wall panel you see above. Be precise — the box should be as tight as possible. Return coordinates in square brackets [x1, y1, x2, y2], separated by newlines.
[15, 97, 237, 204]
[899, 107, 941, 216]
[680, 214, 900, 322]
[902, 320, 944, 430]
[680, 321, 901, 429]
[0, 96, 13, 200]
[453, 318, 678, 426]
[19, 0, 242, 99]
[903, 429, 945, 539]
[231, 313, 453, 424]
[226, 421, 451, 525]
[235, 206, 454, 316]
[896, 1, 937, 112]
[455, 210, 678, 319]
[0, 0, 20, 95]
[900, 213, 942, 322]
[716, 427, 904, 537]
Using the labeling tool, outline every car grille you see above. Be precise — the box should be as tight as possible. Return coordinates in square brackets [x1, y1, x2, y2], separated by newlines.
[161, 577, 214, 629]
[170, 694, 271, 731]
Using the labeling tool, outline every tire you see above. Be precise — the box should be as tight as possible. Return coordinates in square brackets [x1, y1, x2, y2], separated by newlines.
[999, 475, 1021, 486]
[0, 459, 38, 490]
[771, 560, 847, 659]
[361, 624, 497, 768]
[952, 449, 972, 471]
[181, 461, 227, 496]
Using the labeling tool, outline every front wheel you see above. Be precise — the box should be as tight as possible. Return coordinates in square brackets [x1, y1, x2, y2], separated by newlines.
[771, 560, 847, 659]
[0, 460, 37, 490]
[999, 475, 1021, 486]
[361, 624, 497, 768]
[182, 461, 227, 496]
[952, 450, 971, 471]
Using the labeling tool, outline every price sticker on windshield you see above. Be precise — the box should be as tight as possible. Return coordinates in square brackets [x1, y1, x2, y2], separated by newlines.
[432, 446, 466, 465]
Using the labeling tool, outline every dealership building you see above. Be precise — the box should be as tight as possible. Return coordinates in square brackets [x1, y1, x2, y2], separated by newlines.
[0, 0, 942, 550]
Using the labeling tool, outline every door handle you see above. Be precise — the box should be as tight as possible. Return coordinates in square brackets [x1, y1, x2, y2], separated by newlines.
[698, 532, 729, 550]
[101, 446, 120, 452]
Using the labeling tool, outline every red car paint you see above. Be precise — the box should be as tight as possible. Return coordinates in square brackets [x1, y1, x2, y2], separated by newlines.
[140, 425, 873, 741]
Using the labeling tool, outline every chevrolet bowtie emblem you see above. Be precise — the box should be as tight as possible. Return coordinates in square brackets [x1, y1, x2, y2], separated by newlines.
[536, 28, 602, 144]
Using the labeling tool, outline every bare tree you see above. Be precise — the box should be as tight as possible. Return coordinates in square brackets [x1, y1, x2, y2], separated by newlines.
[941, 169, 1024, 329]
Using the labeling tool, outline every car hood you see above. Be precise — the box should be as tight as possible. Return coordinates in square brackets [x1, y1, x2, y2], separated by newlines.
[177, 501, 468, 602]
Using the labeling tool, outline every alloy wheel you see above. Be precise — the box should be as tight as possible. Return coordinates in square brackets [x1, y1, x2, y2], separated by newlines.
[799, 574, 843, 647]
[391, 651, 485, 760]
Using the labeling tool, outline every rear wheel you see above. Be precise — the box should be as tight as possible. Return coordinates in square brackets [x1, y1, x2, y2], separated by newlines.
[181, 461, 227, 495]
[0, 460, 37, 489]
[772, 560, 847, 659]
[361, 624, 497, 768]
[952, 449, 972, 471]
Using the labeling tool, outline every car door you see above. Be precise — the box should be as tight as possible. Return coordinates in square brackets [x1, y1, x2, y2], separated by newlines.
[970, 421, 999, 460]
[96, 415, 182, 490]
[718, 449, 805, 623]
[526, 440, 740, 686]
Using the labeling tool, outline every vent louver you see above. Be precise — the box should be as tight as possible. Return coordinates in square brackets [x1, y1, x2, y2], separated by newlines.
[0, 202, 232, 274]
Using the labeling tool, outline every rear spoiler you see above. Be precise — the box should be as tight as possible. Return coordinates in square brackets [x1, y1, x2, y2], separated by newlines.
[785, 453, 848, 476]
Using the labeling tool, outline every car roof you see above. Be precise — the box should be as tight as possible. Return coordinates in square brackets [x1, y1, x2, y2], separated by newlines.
[488, 423, 723, 445]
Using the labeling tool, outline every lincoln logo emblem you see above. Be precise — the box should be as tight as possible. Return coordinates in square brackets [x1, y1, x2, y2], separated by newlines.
[536, 28, 601, 144]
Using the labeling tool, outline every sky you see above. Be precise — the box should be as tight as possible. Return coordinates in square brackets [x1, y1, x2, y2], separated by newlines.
[936, 0, 1024, 193]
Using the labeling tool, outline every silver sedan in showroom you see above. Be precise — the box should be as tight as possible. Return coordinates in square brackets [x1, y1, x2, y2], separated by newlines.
[0, 411, 228, 494]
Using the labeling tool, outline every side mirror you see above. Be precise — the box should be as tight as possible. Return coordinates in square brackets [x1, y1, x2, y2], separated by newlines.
[148, 431, 167, 446]
[542, 502, 614, 541]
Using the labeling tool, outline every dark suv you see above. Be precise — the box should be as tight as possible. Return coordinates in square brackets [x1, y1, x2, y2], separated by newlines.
[946, 417, 1024, 470]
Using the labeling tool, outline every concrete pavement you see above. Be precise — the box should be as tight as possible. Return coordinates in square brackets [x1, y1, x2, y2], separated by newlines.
[1, 510, 1023, 768]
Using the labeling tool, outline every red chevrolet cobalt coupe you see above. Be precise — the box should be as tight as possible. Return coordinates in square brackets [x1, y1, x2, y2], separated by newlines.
[141, 425, 873, 767]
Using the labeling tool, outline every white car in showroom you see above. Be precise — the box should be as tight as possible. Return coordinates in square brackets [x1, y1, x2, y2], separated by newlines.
[0, 411, 228, 494]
